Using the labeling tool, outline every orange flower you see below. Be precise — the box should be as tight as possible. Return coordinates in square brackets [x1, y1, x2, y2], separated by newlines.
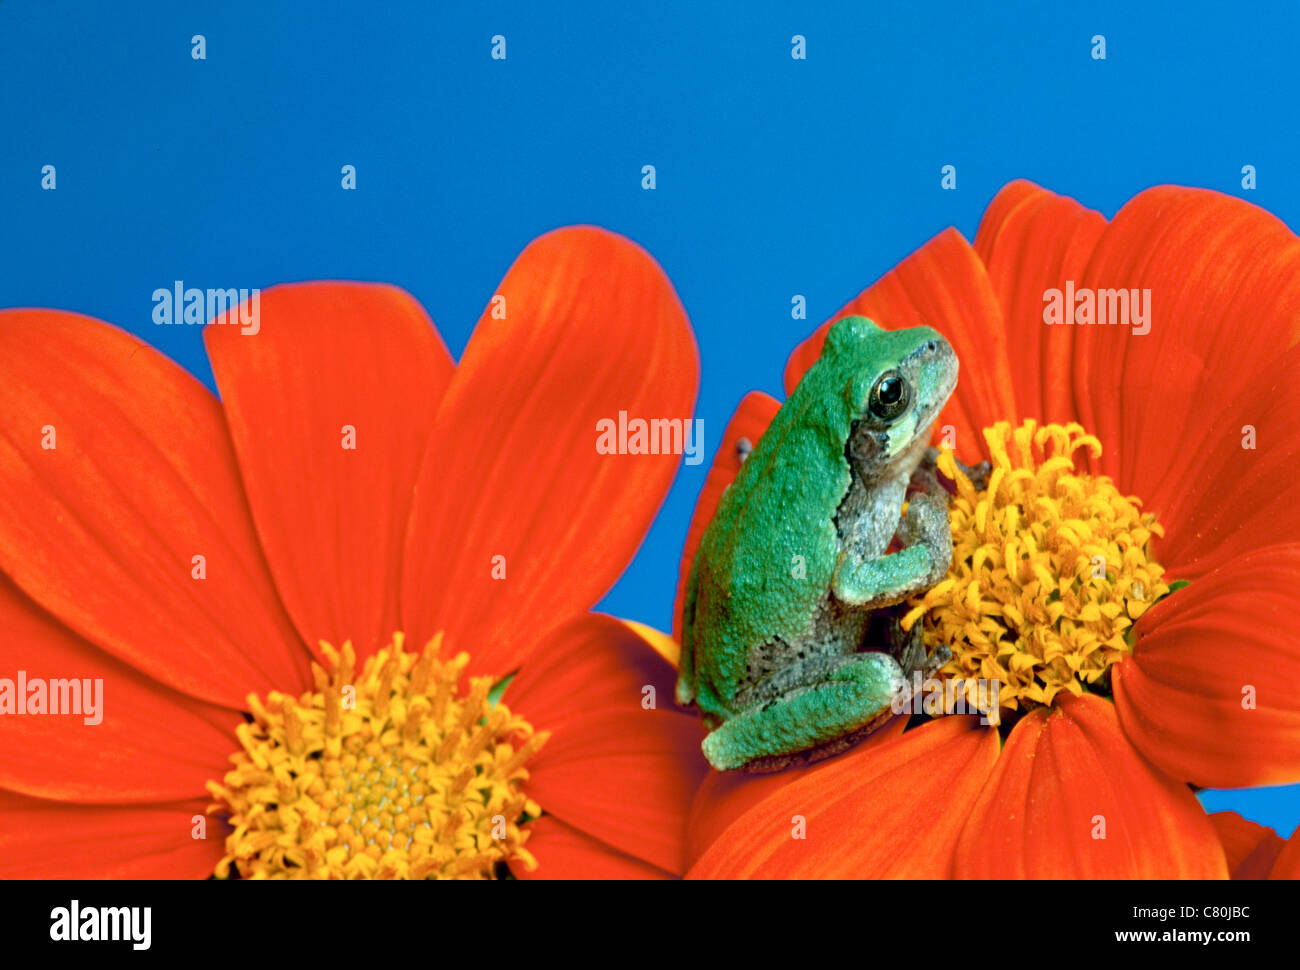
[677, 181, 1300, 878]
[0, 226, 708, 879]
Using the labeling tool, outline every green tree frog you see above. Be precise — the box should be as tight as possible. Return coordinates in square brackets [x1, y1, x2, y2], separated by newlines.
[677, 315, 984, 772]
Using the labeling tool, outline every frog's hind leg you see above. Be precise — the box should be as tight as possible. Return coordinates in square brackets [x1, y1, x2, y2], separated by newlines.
[702, 652, 911, 773]
[675, 556, 702, 706]
[739, 717, 885, 773]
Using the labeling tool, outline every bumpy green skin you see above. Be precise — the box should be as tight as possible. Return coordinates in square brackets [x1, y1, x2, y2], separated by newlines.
[677, 316, 959, 771]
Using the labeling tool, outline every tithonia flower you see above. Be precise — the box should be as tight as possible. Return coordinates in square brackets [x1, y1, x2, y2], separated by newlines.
[0, 227, 708, 879]
[675, 181, 1300, 878]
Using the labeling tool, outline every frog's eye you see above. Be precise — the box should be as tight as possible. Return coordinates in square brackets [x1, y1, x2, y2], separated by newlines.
[867, 370, 910, 421]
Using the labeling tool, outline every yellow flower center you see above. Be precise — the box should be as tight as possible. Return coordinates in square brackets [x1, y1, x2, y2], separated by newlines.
[205, 633, 548, 879]
[902, 420, 1170, 725]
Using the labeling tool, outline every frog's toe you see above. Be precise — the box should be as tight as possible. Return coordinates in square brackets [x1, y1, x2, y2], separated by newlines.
[966, 460, 992, 491]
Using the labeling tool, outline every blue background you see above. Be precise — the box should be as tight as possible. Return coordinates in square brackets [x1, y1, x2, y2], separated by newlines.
[3, 1, 1297, 837]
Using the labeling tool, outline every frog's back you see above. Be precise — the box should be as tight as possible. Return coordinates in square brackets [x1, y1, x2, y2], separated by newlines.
[683, 328, 866, 715]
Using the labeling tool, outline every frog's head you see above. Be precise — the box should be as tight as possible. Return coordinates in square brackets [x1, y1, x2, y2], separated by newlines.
[826, 316, 958, 476]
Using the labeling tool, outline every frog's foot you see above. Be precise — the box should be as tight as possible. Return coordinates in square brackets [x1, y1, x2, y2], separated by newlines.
[919, 642, 951, 678]
[918, 446, 991, 494]
[908, 455, 945, 498]
[868, 604, 947, 675]
[702, 652, 910, 772]
[958, 458, 991, 492]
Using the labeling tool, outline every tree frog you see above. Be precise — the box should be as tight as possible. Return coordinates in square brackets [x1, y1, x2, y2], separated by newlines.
[677, 315, 984, 772]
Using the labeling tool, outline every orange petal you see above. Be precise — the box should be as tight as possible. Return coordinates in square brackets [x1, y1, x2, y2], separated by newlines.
[511, 815, 674, 880]
[672, 391, 781, 641]
[508, 613, 707, 875]
[401, 227, 699, 677]
[506, 613, 685, 729]
[520, 708, 707, 876]
[1143, 342, 1300, 579]
[685, 713, 908, 867]
[622, 618, 680, 670]
[0, 575, 240, 802]
[954, 693, 1227, 878]
[1066, 188, 1300, 569]
[1114, 545, 1300, 788]
[782, 227, 1012, 466]
[971, 179, 1108, 427]
[0, 790, 224, 879]
[688, 716, 998, 878]
[1271, 828, 1300, 879]
[205, 283, 454, 662]
[1209, 811, 1286, 880]
[0, 310, 310, 707]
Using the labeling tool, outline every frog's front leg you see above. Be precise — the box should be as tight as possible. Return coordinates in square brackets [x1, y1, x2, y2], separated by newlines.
[832, 491, 952, 608]
[703, 652, 910, 772]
